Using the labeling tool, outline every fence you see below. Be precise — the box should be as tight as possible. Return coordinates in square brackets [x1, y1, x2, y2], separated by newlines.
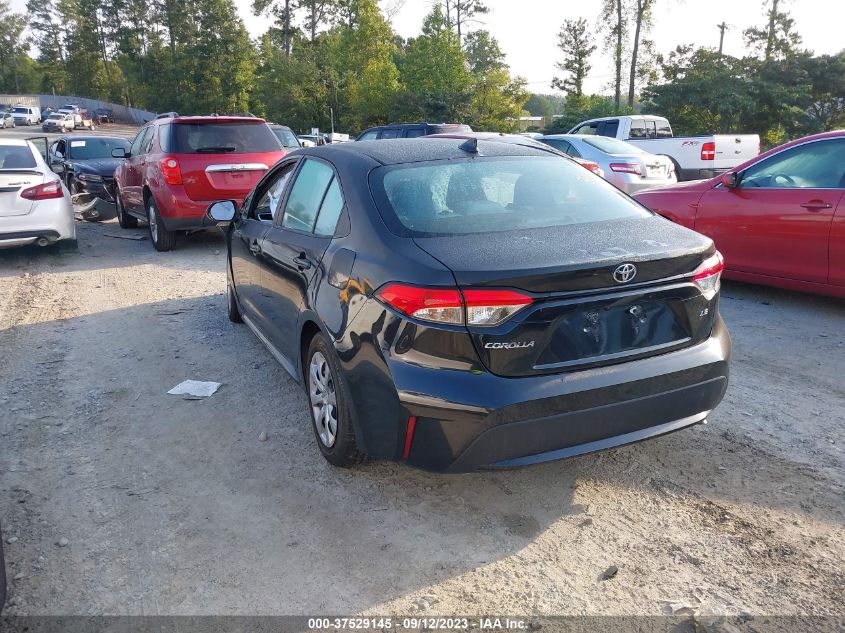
[0, 94, 156, 125]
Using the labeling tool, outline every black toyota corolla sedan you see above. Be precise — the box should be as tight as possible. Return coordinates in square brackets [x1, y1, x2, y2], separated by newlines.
[208, 138, 730, 472]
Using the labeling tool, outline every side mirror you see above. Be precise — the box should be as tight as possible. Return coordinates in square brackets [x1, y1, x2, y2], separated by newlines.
[207, 200, 238, 223]
[111, 148, 128, 158]
[721, 172, 740, 189]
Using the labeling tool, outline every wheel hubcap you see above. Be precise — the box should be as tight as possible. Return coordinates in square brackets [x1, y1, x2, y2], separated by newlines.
[309, 351, 338, 448]
[148, 202, 158, 242]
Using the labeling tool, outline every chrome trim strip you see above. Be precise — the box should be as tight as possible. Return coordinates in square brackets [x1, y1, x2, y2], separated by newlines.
[242, 313, 299, 381]
[205, 163, 268, 173]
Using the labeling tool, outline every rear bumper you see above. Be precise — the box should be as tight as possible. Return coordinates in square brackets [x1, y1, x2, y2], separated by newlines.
[152, 185, 241, 231]
[0, 197, 76, 248]
[377, 317, 730, 473]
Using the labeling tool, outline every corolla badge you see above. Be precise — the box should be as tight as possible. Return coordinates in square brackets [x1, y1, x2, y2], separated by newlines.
[484, 341, 535, 349]
[613, 263, 637, 283]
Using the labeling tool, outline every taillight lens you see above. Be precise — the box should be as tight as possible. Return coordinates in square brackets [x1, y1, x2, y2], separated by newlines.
[701, 142, 716, 161]
[609, 163, 642, 175]
[693, 251, 724, 299]
[376, 284, 533, 326]
[159, 157, 182, 185]
[377, 284, 463, 324]
[20, 180, 64, 200]
[463, 289, 533, 326]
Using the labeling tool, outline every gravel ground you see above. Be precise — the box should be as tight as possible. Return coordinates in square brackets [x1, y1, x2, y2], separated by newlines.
[0, 220, 843, 619]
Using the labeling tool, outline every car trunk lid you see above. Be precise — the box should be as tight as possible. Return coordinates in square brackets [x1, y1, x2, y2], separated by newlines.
[414, 217, 717, 376]
[0, 170, 41, 217]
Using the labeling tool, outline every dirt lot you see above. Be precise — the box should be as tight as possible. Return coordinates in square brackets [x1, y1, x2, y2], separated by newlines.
[0, 220, 843, 620]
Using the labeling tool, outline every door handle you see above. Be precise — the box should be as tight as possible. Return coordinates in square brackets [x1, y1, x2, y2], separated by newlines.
[293, 254, 312, 270]
[800, 201, 832, 211]
[249, 241, 261, 254]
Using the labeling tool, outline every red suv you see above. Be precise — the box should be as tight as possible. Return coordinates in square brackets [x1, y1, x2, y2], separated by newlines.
[113, 115, 286, 250]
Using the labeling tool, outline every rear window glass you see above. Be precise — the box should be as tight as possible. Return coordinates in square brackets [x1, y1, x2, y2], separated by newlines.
[67, 137, 130, 160]
[371, 156, 651, 237]
[584, 137, 645, 154]
[0, 145, 37, 169]
[171, 122, 279, 154]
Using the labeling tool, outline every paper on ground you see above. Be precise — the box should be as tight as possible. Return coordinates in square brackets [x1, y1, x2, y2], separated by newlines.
[167, 380, 222, 397]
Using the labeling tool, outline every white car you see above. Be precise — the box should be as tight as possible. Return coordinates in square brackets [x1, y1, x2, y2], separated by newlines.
[567, 115, 760, 181]
[11, 105, 41, 126]
[42, 113, 75, 132]
[0, 139, 76, 249]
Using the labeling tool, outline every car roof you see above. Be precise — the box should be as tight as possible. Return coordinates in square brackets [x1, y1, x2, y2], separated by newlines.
[0, 138, 31, 146]
[166, 116, 266, 124]
[296, 137, 555, 166]
[61, 135, 128, 143]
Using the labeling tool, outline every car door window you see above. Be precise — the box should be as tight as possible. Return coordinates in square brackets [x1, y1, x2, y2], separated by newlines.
[54, 140, 65, 158]
[281, 159, 335, 232]
[565, 143, 582, 158]
[130, 128, 149, 156]
[573, 122, 598, 135]
[380, 129, 400, 139]
[252, 162, 297, 222]
[313, 177, 345, 237]
[141, 126, 156, 154]
[628, 120, 647, 139]
[404, 128, 425, 138]
[358, 130, 379, 141]
[741, 139, 845, 189]
[541, 138, 570, 153]
[598, 120, 619, 138]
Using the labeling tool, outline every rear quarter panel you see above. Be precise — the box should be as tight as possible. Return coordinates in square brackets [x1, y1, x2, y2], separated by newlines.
[633, 187, 705, 230]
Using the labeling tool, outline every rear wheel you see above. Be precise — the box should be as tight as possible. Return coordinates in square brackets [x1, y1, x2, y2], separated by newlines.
[115, 190, 138, 228]
[146, 197, 175, 251]
[305, 334, 363, 467]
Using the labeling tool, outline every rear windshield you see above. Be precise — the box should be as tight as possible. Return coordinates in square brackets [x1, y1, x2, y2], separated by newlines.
[272, 127, 300, 148]
[171, 122, 279, 154]
[67, 137, 130, 160]
[0, 145, 37, 169]
[371, 156, 651, 237]
[583, 137, 645, 155]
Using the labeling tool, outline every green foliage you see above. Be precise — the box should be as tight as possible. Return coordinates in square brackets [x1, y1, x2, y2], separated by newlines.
[551, 18, 596, 97]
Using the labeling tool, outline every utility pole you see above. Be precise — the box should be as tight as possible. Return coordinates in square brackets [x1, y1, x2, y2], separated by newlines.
[717, 21, 729, 58]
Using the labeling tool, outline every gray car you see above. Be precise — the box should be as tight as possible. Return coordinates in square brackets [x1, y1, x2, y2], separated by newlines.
[539, 134, 677, 194]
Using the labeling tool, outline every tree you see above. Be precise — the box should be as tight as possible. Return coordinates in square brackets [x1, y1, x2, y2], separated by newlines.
[599, 0, 627, 108]
[744, 0, 801, 61]
[551, 18, 596, 98]
[463, 29, 504, 75]
[627, 0, 656, 107]
[463, 30, 528, 131]
[0, 0, 28, 93]
[798, 52, 845, 132]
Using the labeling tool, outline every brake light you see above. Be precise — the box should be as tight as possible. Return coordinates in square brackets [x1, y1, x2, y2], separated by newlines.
[159, 157, 182, 185]
[376, 284, 533, 326]
[581, 161, 602, 175]
[701, 142, 716, 161]
[609, 163, 642, 176]
[20, 180, 64, 200]
[692, 251, 724, 299]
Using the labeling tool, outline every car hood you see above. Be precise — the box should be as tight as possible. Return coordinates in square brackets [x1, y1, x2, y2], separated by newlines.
[73, 158, 123, 176]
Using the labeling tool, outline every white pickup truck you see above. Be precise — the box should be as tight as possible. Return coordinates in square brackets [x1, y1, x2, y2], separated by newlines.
[567, 115, 760, 181]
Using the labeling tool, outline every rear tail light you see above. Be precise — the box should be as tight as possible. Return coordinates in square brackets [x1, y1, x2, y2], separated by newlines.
[693, 251, 724, 299]
[20, 180, 64, 200]
[376, 283, 533, 326]
[580, 160, 602, 175]
[701, 142, 716, 161]
[609, 163, 642, 176]
[159, 157, 183, 185]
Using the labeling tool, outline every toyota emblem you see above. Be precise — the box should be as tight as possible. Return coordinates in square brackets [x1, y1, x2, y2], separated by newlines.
[613, 263, 637, 283]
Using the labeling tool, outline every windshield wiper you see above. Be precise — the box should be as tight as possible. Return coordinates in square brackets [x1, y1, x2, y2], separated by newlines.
[195, 145, 237, 153]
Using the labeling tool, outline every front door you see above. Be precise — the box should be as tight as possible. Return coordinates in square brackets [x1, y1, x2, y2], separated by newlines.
[231, 159, 299, 328]
[695, 138, 845, 284]
[122, 127, 151, 214]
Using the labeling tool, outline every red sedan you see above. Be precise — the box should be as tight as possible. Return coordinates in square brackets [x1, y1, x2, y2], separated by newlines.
[634, 131, 845, 298]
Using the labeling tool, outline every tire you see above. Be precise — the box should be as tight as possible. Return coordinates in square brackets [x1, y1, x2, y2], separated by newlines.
[146, 196, 175, 251]
[227, 283, 243, 323]
[305, 333, 364, 467]
[115, 190, 138, 228]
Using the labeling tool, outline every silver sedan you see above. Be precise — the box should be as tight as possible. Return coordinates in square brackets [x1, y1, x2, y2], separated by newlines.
[539, 134, 677, 194]
[0, 139, 76, 249]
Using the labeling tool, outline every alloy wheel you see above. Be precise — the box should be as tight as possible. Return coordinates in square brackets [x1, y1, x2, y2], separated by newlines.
[308, 351, 338, 448]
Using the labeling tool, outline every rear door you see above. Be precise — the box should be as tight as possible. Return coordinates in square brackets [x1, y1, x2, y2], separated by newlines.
[258, 157, 344, 362]
[170, 120, 282, 202]
[831, 197, 845, 287]
[695, 137, 844, 283]
[122, 127, 151, 213]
